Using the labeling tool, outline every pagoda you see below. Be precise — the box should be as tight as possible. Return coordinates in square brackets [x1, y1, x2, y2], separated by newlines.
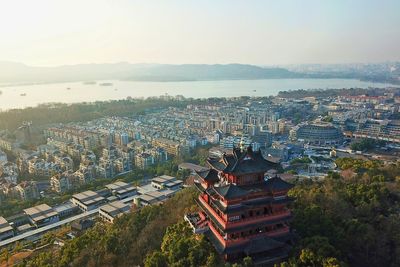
[186, 146, 294, 265]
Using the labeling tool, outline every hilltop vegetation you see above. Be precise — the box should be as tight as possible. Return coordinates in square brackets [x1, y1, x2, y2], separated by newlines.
[12, 159, 400, 267]
[0, 62, 301, 84]
[280, 159, 400, 267]
[21, 188, 198, 267]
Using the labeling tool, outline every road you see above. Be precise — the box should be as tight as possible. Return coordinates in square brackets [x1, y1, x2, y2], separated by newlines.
[0, 209, 99, 248]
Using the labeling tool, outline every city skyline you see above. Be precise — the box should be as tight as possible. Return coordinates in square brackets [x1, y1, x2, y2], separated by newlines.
[0, 0, 399, 66]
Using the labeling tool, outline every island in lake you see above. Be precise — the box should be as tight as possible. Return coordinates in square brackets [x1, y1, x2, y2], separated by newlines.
[99, 82, 113, 86]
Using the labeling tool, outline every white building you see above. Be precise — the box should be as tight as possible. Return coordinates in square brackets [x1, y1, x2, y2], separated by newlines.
[99, 201, 130, 223]
[23, 204, 60, 228]
[151, 175, 183, 190]
[71, 190, 106, 212]
[0, 216, 14, 241]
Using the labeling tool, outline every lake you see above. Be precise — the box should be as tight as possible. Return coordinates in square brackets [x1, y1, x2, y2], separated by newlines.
[0, 78, 395, 110]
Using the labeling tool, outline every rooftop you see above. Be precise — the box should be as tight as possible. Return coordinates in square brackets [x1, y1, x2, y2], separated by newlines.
[72, 190, 105, 206]
[99, 201, 130, 217]
[207, 147, 278, 175]
[152, 175, 177, 184]
[195, 168, 220, 183]
[105, 181, 136, 195]
[23, 204, 58, 222]
[54, 202, 77, 213]
[0, 217, 13, 234]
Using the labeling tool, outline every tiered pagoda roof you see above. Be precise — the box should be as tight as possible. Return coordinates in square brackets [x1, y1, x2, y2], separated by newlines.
[207, 147, 278, 175]
[195, 176, 294, 200]
[263, 176, 294, 192]
[191, 146, 294, 265]
[195, 168, 220, 183]
[213, 184, 248, 200]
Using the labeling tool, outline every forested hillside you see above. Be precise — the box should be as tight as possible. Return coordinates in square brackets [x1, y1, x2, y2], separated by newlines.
[18, 159, 400, 267]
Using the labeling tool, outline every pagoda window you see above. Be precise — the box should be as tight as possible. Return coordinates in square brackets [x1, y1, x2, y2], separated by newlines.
[249, 210, 253, 217]
[256, 210, 260, 216]
[263, 207, 268, 215]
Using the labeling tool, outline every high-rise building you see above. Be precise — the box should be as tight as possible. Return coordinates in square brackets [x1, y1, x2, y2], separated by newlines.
[187, 147, 294, 265]
[120, 133, 129, 146]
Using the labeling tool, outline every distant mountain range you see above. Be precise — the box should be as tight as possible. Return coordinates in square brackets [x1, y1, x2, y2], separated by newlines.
[0, 61, 398, 84]
[0, 62, 302, 84]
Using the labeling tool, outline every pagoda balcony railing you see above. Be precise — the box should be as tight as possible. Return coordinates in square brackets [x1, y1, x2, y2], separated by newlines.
[227, 210, 291, 228]
[208, 222, 290, 247]
[225, 226, 291, 246]
[198, 196, 291, 230]
[198, 196, 226, 228]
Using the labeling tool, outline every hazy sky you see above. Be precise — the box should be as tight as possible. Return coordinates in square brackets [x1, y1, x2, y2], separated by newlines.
[0, 0, 399, 66]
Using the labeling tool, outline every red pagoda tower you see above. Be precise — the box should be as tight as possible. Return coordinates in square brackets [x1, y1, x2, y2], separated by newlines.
[186, 146, 294, 265]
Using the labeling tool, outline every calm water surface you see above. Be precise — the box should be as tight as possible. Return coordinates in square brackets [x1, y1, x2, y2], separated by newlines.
[0, 79, 395, 110]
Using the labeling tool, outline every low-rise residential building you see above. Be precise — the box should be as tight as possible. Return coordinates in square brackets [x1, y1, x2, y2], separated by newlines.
[23, 204, 60, 228]
[99, 201, 130, 223]
[134, 192, 165, 207]
[27, 157, 61, 177]
[134, 188, 180, 207]
[105, 181, 137, 200]
[50, 172, 73, 193]
[54, 202, 79, 219]
[353, 119, 400, 143]
[71, 190, 106, 212]
[15, 181, 40, 200]
[134, 153, 155, 169]
[151, 175, 183, 190]
[0, 216, 14, 241]
[152, 138, 182, 156]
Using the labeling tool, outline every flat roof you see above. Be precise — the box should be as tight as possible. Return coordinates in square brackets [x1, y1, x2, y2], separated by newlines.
[23, 204, 58, 222]
[54, 202, 77, 213]
[137, 183, 157, 194]
[105, 181, 136, 195]
[17, 224, 34, 232]
[99, 201, 130, 217]
[165, 180, 183, 187]
[145, 190, 166, 200]
[0, 217, 13, 234]
[159, 188, 180, 197]
[105, 181, 129, 190]
[139, 194, 158, 203]
[159, 175, 176, 180]
[152, 175, 176, 184]
[0, 217, 8, 226]
[72, 190, 105, 206]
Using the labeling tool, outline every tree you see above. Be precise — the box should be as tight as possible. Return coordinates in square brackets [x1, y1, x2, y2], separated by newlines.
[144, 251, 167, 267]
[0, 248, 10, 266]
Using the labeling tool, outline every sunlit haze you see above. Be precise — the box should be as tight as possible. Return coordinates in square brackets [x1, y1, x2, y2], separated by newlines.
[1, 0, 399, 66]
